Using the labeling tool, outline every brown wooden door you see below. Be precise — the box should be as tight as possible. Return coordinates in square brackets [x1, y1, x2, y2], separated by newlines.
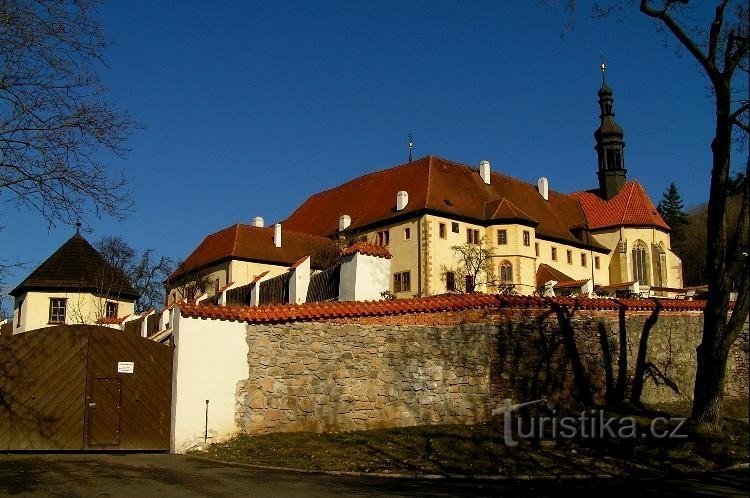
[87, 377, 122, 447]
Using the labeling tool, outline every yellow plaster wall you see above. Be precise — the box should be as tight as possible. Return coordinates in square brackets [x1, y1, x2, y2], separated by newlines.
[590, 227, 683, 288]
[13, 291, 135, 334]
[355, 214, 613, 297]
[167, 260, 292, 305]
[228, 260, 290, 289]
[357, 219, 420, 297]
[167, 262, 231, 305]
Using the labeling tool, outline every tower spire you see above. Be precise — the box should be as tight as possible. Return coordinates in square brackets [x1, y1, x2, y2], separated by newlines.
[594, 64, 627, 200]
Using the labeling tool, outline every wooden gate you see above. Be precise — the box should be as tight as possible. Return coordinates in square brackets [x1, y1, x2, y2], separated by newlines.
[0, 325, 173, 451]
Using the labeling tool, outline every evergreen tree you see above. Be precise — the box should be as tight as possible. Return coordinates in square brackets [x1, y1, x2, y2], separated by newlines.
[657, 183, 688, 253]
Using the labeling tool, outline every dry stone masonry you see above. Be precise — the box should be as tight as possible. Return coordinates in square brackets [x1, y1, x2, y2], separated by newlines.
[235, 307, 749, 434]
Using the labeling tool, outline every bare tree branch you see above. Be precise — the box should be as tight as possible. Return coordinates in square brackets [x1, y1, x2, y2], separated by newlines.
[639, 0, 717, 77]
[0, 0, 136, 229]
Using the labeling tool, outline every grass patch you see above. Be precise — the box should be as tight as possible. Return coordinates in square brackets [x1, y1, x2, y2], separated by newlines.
[190, 407, 748, 477]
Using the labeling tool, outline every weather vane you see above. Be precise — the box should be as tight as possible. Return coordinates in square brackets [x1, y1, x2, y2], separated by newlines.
[600, 52, 606, 84]
[408, 133, 413, 163]
[75, 221, 82, 234]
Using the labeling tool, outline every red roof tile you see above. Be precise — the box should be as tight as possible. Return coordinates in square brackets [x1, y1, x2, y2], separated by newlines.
[536, 264, 577, 288]
[283, 156, 605, 251]
[571, 181, 669, 231]
[341, 242, 392, 259]
[177, 293, 705, 324]
[216, 281, 235, 294]
[169, 224, 337, 281]
[289, 256, 310, 270]
[251, 271, 269, 284]
[97, 314, 130, 325]
[554, 279, 590, 289]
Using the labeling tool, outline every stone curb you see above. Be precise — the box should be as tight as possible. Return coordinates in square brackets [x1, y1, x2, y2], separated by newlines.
[187, 455, 613, 481]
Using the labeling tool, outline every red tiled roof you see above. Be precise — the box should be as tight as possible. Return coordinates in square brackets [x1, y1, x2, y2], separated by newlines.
[251, 271, 269, 284]
[536, 263, 574, 287]
[483, 198, 537, 225]
[289, 256, 310, 270]
[177, 293, 705, 324]
[169, 224, 336, 281]
[341, 242, 392, 259]
[571, 181, 669, 231]
[283, 156, 605, 251]
[554, 279, 589, 289]
[216, 282, 235, 294]
[97, 314, 130, 325]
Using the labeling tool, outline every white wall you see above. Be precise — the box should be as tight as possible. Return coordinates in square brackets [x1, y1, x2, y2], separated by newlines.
[339, 252, 391, 301]
[171, 310, 249, 453]
[288, 257, 310, 304]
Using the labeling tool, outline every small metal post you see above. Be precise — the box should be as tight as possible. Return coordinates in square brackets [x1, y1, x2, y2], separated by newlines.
[204, 399, 209, 443]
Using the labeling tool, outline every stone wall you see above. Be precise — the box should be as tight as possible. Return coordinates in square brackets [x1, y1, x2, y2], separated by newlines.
[235, 308, 749, 434]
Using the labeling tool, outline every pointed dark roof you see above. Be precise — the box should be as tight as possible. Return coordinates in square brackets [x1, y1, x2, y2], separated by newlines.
[9, 234, 140, 299]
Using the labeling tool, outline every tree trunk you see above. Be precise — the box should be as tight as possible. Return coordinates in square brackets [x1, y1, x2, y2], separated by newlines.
[553, 305, 594, 406]
[691, 329, 730, 432]
[691, 82, 733, 431]
[630, 303, 661, 407]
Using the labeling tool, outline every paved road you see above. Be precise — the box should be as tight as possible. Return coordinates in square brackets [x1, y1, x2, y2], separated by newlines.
[0, 453, 747, 497]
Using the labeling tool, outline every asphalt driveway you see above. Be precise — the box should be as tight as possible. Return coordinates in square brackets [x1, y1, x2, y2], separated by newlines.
[0, 453, 747, 497]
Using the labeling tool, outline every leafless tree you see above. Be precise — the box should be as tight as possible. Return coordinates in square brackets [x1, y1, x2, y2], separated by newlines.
[166, 261, 213, 305]
[441, 239, 498, 293]
[0, 0, 135, 229]
[552, 0, 749, 431]
[95, 236, 175, 312]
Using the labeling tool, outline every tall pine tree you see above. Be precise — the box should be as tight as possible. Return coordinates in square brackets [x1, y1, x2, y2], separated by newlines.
[657, 183, 688, 254]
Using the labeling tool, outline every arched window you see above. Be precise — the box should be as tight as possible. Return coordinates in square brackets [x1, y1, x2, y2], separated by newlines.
[632, 241, 649, 285]
[500, 260, 513, 283]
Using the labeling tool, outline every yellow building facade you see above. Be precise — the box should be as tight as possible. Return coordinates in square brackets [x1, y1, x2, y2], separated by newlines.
[10, 233, 139, 334]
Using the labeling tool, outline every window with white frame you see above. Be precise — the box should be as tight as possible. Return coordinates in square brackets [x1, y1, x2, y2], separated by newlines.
[49, 298, 67, 324]
[105, 301, 119, 319]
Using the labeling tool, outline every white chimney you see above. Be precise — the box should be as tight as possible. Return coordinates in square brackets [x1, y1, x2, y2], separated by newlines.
[252, 216, 264, 228]
[339, 214, 351, 232]
[537, 177, 549, 201]
[274, 223, 282, 247]
[479, 160, 491, 185]
[396, 191, 409, 211]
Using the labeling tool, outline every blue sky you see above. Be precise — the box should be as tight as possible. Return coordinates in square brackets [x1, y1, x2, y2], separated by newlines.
[0, 1, 729, 294]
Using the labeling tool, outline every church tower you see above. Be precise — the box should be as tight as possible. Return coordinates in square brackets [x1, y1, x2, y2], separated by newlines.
[594, 64, 627, 200]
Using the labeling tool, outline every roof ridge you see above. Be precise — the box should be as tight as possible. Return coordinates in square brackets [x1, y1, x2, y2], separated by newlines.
[621, 182, 636, 225]
[424, 156, 434, 210]
[499, 197, 536, 222]
[230, 224, 240, 257]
